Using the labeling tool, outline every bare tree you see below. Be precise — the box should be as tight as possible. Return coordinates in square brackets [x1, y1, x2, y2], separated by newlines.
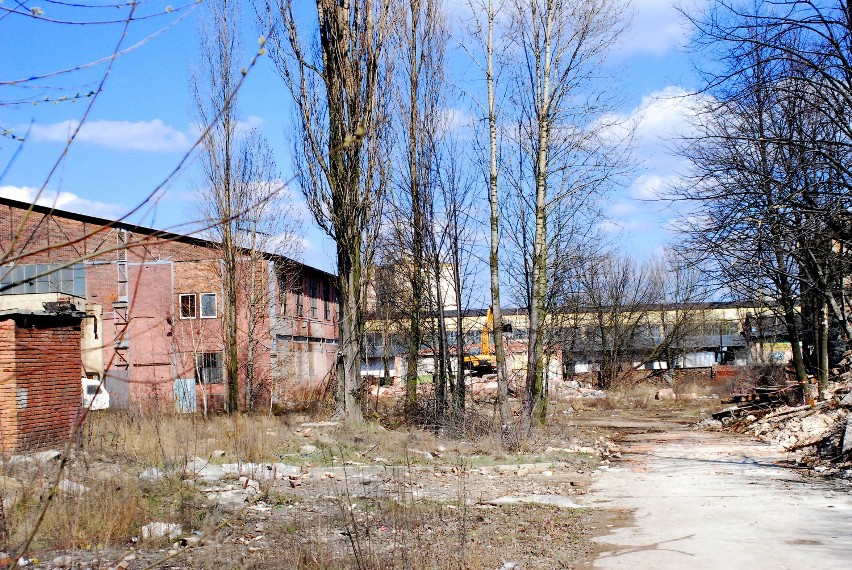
[462, 0, 514, 433]
[191, 0, 245, 414]
[685, 0, 852, 346]
[506, 0, 630, 431]
[389, 0, 448, 408]
[677, 4, 852, 393]
[264, 0, 393, 422]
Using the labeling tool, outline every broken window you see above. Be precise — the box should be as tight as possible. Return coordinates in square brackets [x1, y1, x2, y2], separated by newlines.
[195, 352, 223, 384]
[180, 294, 197, 319]
[200, 293, 217, 318]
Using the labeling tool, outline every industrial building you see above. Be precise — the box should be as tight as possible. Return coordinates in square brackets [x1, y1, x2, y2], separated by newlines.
[0, 197, 338, 413]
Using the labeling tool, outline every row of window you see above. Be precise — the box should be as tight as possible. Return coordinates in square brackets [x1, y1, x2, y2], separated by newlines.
[180, 293, 217, 319]
[283, 277, 333, 320]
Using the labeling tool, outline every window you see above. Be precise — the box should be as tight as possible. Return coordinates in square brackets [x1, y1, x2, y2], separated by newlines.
[310, 278, 318, 318]
[0, 263, 86, 297]
[295, 280, 304, 317]
[324, 282, 331, 320]
[180, 294, 197, 319]
[200, 293, 217, 318]
[195, 352, 223, 384]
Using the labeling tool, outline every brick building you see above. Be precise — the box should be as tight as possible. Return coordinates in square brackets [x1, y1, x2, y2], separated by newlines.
[0, 197, 338, 412]
[0, 309, 85, 452]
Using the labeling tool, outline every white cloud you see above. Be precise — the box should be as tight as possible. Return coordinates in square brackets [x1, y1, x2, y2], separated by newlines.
[620, 0, 708, 56]
[609, 201, 638, 216]
[632, 86, 711, 146]
[0, 185, 126, 218]
[630, 172, 683, 200]
[599, 218, 647, 234]
[29, 119, 191, 152]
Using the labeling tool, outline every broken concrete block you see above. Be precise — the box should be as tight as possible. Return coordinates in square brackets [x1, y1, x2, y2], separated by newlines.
[58, 479, 89, 496]
[141, 522, 182, 541]
[0, 476, 23, 509]
[655, 388, 676, 400]
[138, 467, 164, 482]
[842, 416, 852, 455]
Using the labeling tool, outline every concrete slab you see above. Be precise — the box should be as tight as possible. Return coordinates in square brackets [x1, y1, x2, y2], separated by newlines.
[580, 425, 852, 569]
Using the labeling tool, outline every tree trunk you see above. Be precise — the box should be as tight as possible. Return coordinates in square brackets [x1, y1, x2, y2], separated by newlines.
[335, 235, 364, 423]
[486, 0, 511, 433]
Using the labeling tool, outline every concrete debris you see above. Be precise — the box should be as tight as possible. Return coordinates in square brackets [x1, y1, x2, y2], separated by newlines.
[184, 457, 227, 481]
[184, 458, 300, 482]
[0, 476, 23, 509]
[8, 450, 61, 465]
[701, 376, 852, 478]
[51, 555, 73, 568]
[57, 479, 89, 496]
[695, 418, 723, 429]
[300, 444, 318, 454]
[138, 467, 165, 482]
[842, 416, 852, 455]
[483, 494, 581, 509]
[655, 388, 676, 400]
[141, 522, 182, 541]
[367, 376, 606, 402]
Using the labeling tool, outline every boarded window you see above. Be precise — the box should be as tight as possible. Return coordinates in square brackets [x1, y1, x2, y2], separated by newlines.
[296, 282, 304, 317]
[180, 294, 197, 319]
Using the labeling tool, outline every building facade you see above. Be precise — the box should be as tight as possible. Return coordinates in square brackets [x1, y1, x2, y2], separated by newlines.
[0, 197, 338, 412]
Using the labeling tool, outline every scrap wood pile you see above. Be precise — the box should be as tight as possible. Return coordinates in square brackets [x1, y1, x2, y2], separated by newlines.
[701, 354, 852, 477]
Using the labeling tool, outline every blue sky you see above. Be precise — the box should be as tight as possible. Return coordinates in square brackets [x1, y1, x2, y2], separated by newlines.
[0, 0, 708, 274]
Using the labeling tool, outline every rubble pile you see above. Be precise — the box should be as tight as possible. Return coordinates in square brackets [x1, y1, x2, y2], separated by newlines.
[704, 374, 852, 477]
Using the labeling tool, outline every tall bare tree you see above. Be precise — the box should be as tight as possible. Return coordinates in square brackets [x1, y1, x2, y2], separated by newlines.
[265, 0, 392, 422]
[192, 0, 244, 414]
[391, 0, 448, 408]
[507, 0, 629, 431]
[462, 0, 514, 433]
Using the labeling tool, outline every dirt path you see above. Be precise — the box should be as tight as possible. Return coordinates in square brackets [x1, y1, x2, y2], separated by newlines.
[577, 417, 852, 569]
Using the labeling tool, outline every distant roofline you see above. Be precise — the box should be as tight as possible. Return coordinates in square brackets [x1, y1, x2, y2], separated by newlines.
[0, 196, 337, 280]
[439, 300, 770, 318]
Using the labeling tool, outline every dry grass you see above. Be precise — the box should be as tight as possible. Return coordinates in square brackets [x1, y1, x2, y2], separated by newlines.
[1, 397, 607, 568]
[21, 482, 145, 550]
[84, 411, 305, 466]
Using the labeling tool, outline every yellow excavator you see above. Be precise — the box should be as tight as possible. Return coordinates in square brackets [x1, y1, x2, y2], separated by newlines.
[463, 307, 498, 376]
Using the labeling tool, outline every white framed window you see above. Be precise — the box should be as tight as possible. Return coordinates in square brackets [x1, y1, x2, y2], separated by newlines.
[200, 293, 217, 318]
[179, 294, 197, 319]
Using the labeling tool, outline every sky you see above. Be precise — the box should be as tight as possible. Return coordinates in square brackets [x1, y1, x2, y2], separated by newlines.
[0, 0, 709, 276]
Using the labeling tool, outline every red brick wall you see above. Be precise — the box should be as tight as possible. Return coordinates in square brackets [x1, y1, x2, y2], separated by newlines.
[0, 319, 18, 453]
[0, 316, 82, 453]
